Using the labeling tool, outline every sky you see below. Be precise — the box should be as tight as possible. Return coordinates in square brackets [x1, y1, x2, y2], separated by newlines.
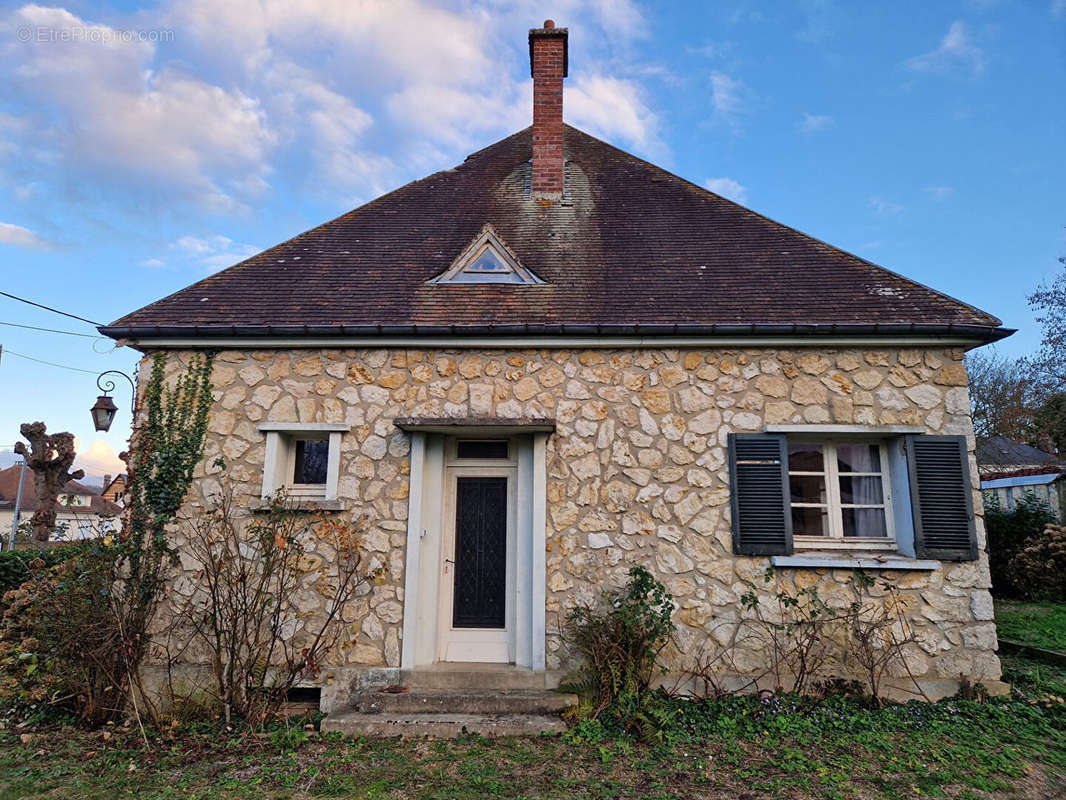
[0, 0, 1063, 481]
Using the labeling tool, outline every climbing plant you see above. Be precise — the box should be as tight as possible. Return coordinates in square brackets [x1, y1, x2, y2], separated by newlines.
[0, 352, 213, 728]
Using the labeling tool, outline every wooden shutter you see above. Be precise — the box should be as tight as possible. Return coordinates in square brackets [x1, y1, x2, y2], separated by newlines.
[728, 433, 793, 556]
[905, 435, 978, 561]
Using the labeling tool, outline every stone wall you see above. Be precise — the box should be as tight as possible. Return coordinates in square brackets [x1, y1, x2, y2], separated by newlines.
[146, 345, 1000, 696]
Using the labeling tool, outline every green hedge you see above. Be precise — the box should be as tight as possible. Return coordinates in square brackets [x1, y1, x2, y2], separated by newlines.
[985, 494, 1058, 599]
[0, 545, 81, 598]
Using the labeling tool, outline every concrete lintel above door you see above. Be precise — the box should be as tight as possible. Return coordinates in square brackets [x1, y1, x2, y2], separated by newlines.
[394, 417, 555, 436]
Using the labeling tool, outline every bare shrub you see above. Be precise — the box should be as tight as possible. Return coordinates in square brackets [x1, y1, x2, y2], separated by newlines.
[840, 572, 929, 705]
[683, 568, 931, 705]
[166, 474, 382, 727]
[735, 568, 839, 695]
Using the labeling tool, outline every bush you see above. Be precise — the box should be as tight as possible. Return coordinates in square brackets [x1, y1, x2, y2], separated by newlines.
[0, 540, 130, 725]
[985, 495, 1056, 599]
[164, 474, 383, 727]
[1009, 524, 1066, 603]
[564, 566, 676, 739]
[0, 545, 79, 600]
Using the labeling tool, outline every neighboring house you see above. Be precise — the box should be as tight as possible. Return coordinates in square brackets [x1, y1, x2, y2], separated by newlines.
[976, 436, 1061, 475]
[102, 23, 1012, 715]
[0, 465, 122, 542]
[977, 437, 1064, 516]
[981, 469, 1065, 517]
[101, 473, 128, 507]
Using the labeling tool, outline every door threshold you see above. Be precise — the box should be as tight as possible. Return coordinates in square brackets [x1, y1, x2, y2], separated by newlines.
[413, 662, 534, 672]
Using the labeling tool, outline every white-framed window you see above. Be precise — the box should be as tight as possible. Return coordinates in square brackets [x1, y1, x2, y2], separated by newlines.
[258, 423, 348, 504]
[787, 440, 895, 551]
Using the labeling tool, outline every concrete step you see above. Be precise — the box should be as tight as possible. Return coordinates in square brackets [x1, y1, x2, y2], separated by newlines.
[321, 711, 567, 738]
[401, 664, 546, 691]
[357, 688, 577, 716]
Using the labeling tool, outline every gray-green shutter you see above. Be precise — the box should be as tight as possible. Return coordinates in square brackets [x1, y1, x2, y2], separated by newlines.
[728, 433, 793, 556]
[905, 434, 978, 561]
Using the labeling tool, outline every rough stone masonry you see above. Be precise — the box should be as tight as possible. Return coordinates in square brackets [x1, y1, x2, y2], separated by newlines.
[147, 344, 999, 701]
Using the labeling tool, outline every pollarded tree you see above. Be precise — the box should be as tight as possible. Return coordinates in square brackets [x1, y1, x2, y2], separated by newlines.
[13, 422, 85, 544]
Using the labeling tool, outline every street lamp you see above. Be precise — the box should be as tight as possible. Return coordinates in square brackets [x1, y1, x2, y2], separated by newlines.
[90, 371, 136, 433]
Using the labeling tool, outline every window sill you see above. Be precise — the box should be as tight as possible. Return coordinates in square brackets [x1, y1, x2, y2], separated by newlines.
[251, 499, 345, 513]
[771, 554, 940, 571]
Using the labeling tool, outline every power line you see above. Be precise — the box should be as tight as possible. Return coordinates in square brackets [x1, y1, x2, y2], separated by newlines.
[2, 348, 102, 375]
[0, 291, 103, 327]
[0, 320, 100, 338]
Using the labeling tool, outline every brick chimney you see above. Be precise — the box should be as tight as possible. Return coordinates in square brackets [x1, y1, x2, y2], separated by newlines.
[529, 20, 568, 201]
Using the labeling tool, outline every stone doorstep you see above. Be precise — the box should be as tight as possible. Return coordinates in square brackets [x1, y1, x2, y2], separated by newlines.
[357, 688, 578, 716]
[400, 664, 548, 691]
[320, 711, 568, 739]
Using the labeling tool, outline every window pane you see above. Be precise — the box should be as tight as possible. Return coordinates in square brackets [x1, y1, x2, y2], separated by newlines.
[466, 249, 509, 272]
[294, 439, 329, 484]
[841, 507, 887, 538]
[456, 440, 509, 459]
[792, 505, 830, 537]
[836, 444, 881, 473]
[787, 443, 824, 472]
[838, 476, 885, 505]
[790, 474, 826, 504]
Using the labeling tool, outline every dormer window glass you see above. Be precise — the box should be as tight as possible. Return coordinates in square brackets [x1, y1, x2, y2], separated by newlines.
[427, 223, 544, 286]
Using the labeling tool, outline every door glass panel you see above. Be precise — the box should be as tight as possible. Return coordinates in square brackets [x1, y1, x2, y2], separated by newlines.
[453, 477, 507, 629]
[456, 440, 509, 459]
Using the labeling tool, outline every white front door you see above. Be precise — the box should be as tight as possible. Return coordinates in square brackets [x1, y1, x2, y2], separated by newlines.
[437, 450, 517, 663]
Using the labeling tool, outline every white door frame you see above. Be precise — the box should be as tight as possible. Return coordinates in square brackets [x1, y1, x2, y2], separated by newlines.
[437, 464, 517, 663]
[401, 430, 548, 671]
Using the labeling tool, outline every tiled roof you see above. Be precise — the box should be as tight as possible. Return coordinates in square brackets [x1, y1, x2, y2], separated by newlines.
[975, 436, 1062, 468]
[0, 466, 122, 516]
[103, 126, 1008, 342]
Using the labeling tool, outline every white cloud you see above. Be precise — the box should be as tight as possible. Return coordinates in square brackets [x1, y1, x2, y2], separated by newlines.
[175, 234, 260, 272]
[566, 75, 661, 153]
[2, 5, 276, 212]
[140, 258, 166, 269]
[0, 221, 50, 248]
[709, 71, 746, 129]
[924, 185, 955, 201]
[704, 177, 748, 204]
[869, 196, 904, 216]
[72, 438, 126, 479]
[1, 0, 669, 212]
[798, 112, 834, 134]
[906, 21, 985, 76]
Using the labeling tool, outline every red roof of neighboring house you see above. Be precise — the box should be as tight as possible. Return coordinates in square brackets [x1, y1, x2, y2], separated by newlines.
[980, 466, 1065, 482]
[0, 465, 122, 516]
[102, 126, 1008, 344]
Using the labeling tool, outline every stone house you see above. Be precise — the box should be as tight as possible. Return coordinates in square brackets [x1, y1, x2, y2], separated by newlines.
[102, 23, 1013, 724]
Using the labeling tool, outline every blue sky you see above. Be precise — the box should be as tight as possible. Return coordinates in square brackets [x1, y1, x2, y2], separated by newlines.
[0, 0, 1063, 479]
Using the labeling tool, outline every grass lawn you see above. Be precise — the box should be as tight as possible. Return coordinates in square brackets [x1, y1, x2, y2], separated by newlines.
[996, 599, 1066, 652]
[1, 656, 1064, 800]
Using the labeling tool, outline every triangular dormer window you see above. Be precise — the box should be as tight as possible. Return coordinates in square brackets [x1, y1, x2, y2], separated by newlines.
[427, 224, 544, 285]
